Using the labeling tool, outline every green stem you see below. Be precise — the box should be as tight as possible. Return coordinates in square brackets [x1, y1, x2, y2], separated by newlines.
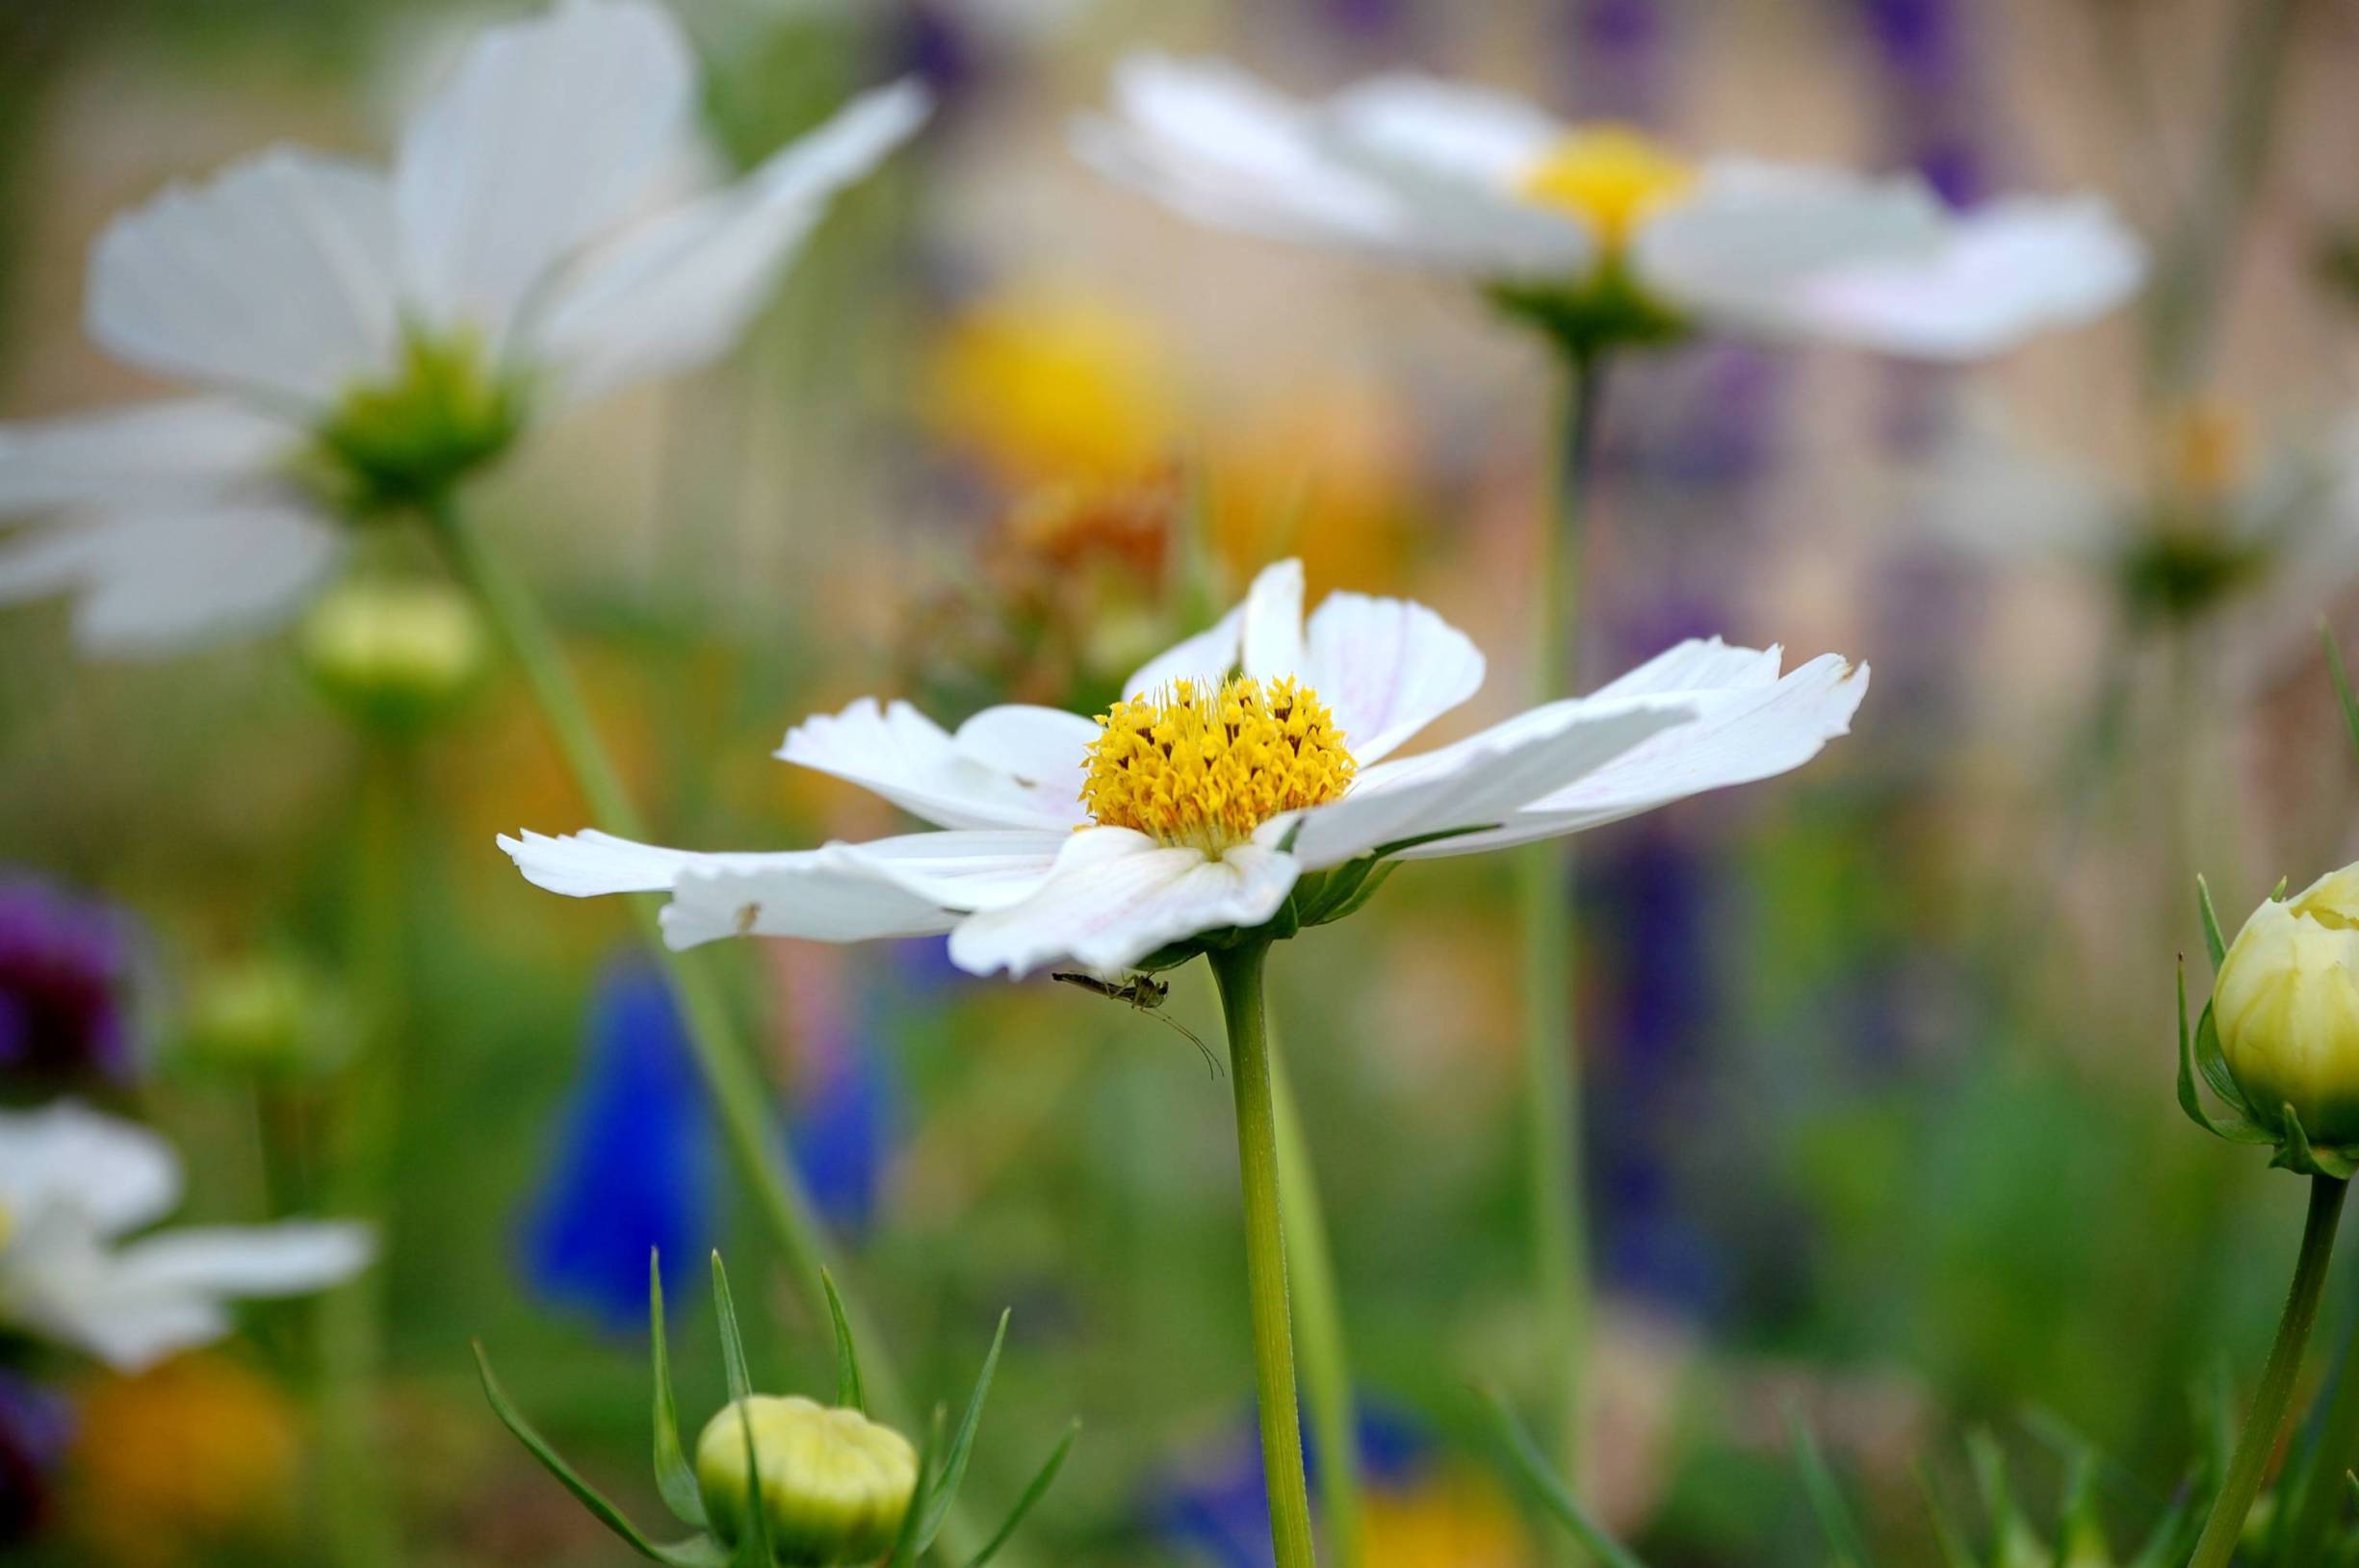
[1517, 349, 1607, 1488]
[421, 496, 991, 1559]
[1210, 938, 1319, 1568]
[2273, 1300, 2359, 1562]
[1271, 1041, 1362, 1568]
[2187, 1173, 2348, 1568]
[319, 744, 407, 1568]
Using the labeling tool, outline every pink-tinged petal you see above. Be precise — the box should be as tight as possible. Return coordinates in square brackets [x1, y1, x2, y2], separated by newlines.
[1299, 588, 1484, 761]
[776, 696, 1086, 831]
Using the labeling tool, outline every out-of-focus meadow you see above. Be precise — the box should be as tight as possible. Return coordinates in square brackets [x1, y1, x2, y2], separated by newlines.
[5, 0, 2359, 1564]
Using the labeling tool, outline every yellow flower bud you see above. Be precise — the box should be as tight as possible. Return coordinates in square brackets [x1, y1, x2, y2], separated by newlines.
[299, 578, 486, 733]
[2214, 865, 2359, 1144]
[694, 1396, 919, 1566]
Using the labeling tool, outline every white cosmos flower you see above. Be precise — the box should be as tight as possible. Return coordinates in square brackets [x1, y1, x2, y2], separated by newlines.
[1074, 57, 2143, 360]
[502, 560, 1869, 978]
[0, 0, 930, 656]
[0, 1102, 375, 1371]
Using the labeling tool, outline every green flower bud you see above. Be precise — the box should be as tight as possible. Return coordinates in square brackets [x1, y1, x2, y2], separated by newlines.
[179, 953, 349, 1079]
[300, 578, 487, 733]
[2214, 865, 2359, 1144]
[694, 1396, 919, 1566]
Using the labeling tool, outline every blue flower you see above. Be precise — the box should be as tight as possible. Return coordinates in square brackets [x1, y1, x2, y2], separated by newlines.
[519, 961, 718, 1333]
[1147, 1399, 1431, 1568]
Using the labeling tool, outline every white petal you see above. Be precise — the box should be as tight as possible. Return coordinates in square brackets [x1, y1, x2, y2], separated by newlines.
[108, 1221, 376, 1298]
[30, 1282, 228, 1373]
[88, 146, 402, 410]
[1395, 654, 1870, 858]
[950, 705, 1099, 814]
[1121, 558, 1303, 697]
[0, 1101, 181, 1238]
[1073, 57, 1419, 258]
[946, 828, 1299, 978]
[776, 697, 1089, 831]
[1237, 558, 1308, 681]
[395, 0, 697, 341]
[1782, 195, 2147, 360]
[0, 399, 295, 514]
[1285, 695, 1697, 868]
[1632, 159, 1945, 340]
[1584, 635, 1781, 700]
[532, 80, 930, 402]
[1300, 589, 1484, 761]
[1322, 73, 1561, 185]
[0, 502, 344, 656]
[500, 827, 1065, 949]
[1120, 600, 1245, 699]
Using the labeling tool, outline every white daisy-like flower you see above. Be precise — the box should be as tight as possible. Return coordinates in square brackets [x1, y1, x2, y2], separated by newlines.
[0, 1101, 375, 1371]
[0, 0, 930, 655]
[502, 559, 1868, 978]
[1074, 57, 2143, 360]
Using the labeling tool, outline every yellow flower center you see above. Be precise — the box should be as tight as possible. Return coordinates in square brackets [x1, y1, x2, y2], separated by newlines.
[1517, 126, 1696, 248]
[1082, 676, 1355, 852]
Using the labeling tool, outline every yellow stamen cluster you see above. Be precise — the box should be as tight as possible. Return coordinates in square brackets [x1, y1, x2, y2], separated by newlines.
[1517, 126, 1697, 248]
[1082, 677, 1355, 852]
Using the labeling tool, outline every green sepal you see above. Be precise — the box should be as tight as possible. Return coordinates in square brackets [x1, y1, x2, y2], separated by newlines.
[2192, 1000, 2259, 1123]
[709, 1254, 777, 1568]
[884, 1411, 946, 1568]
[961, 1421, 1078, 1568]
[649, 1252, 708, 1529]
[473, 1341, 727, 1568]
[918, 1310, 1009, 1552]
[2323, 620, 2359, 766]
[2197, 875, 2228, 971]
[820, 1270, 865, 1415]
[1786, 1404, 1877, 1568]
[1289, 860, 1373, 928]
[1479, 1390, 1655, 1568]
[2178, 960, 2272, 1144]
[2271, 1106, 2359, 1180]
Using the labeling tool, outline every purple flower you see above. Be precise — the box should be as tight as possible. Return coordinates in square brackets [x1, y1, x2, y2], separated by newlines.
[0, 876, 139, 1090]
[0, 1374, 71, 1549]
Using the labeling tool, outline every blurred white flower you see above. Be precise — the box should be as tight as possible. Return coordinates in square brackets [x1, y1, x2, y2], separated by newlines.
[1075, 57, 2142, 360]
[0, 0, 930, 655]
[0, 1101, 374, 1371]
[503, 559, 1867, 978]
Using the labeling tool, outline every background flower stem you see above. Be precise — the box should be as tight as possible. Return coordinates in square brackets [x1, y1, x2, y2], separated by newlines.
[1517, 347, 1609, 1498]
[318, 740, 407, 1568]
[1271, 1035, 1363, 1568]
[1210, 938, 1320, 1568]
[423, 495, 991, 1562]
[2186, 1171, 2347, 1568]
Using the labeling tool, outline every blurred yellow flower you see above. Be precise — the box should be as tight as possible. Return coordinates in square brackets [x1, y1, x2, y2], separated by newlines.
[1209, 379, 1420, 593]
[924, 289, 1180, 490]
[65, 1354, 300, 1568]
[1364, 1468, 1535, 1568]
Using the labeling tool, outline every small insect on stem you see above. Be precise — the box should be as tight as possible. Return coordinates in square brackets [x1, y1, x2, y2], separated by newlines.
[1051, 971, 1221, 1077]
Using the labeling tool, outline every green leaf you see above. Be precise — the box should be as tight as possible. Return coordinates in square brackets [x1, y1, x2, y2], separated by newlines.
[885, 1412, 946, 1568]
[2197, 876, 2228, 971]
[919, 1311, 1009, 1552]
[1480, 1391, 1656, 1568]
[961, 1421, 1078, 1568]
[2124, 1486, 2195, 1568]
[708, 1255, 775, 1568]
[1787, 1404, 1877, 1568]
[474, 1341, 727, 1568]
[650, 1253, 708, 1529]
[820, 1270, 866, 1415]
[1911, 1461, 1978, 1568]
[2324, 620, 2359, 767]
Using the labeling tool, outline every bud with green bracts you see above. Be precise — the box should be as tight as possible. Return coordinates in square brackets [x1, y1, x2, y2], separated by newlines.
[2179, 865, 2359, 1176]
[300, 578, 487, 735]
[695, 1397, 917, 1565]
[472, 1251, 1076, 1568]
